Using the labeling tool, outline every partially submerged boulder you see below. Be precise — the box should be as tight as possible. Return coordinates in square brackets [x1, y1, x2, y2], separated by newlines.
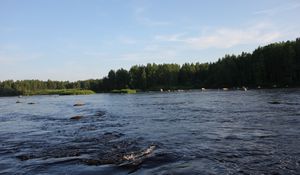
[119, 145, 156, 167]
[70, 115, 83, 120]
[95, 110, 105, 117]
[268, 101, 280, 105]
[16, 154, 33, 161]
[73, 103, 85, 106]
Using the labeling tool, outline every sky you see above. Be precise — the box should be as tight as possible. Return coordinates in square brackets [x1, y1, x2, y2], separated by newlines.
[0, 0, 300, 81]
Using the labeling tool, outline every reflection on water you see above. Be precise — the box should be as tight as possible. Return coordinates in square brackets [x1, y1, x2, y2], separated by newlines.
[0, 89, 300, 174]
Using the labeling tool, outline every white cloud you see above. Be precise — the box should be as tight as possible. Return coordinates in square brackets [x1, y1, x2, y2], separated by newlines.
[254, 2, 300, 15]
[137, 17, 170, 27]
[155, 22, 282, 49]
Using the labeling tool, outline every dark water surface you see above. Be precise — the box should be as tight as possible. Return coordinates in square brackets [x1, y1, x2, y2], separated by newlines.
[1, 89, 300, 175]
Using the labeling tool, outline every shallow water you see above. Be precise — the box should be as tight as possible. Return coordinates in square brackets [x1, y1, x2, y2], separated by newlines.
[0, 89, 300, 175]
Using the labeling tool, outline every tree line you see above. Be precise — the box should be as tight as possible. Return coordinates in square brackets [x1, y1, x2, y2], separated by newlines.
[1, 38, 300, 96]
[0, 80, 101, 96]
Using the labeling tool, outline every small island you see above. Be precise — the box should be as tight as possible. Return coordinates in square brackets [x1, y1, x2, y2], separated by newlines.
[111, 89, 137, 94]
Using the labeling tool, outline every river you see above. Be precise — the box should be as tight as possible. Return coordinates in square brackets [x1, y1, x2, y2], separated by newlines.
[0, 89, 300, 174]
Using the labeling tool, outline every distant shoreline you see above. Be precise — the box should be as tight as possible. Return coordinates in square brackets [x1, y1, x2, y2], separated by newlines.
[0, 89, 95, 97]
[1, 87, 299, 97]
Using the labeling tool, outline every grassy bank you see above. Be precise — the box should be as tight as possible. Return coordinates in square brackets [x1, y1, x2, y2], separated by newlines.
[111, 89, 137, 94]
[24, 89, 95, 96]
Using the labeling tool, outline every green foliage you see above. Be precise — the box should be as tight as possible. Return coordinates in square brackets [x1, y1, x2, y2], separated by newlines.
[115, 69, 130, 89]
[111, 89, 136, 94]
[0, 79, 99, 96]
[98, 38, 300, 89]
[130, 65, 147, 90]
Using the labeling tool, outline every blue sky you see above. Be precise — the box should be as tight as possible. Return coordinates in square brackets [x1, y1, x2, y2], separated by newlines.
[0, 0, 299, 81]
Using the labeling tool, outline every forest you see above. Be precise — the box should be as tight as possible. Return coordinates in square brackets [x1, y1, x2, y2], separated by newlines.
[1, 38, 300, 96]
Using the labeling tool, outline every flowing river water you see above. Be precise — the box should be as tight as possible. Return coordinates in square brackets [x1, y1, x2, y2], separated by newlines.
[0, 89, 300, 175]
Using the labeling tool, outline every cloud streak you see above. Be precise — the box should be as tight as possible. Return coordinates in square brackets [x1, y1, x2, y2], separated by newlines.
[253, 2, 300, 15]
[155, 22, 282, 49]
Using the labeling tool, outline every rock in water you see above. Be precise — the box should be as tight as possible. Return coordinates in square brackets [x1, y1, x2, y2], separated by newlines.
[16, 154, 32, 161]
[119, 145, 156, 166]
[28, 102, 35, 105]
[268, 101, 280, 104]
[70, 116, 83, 120]
[73, 103, 84, 106]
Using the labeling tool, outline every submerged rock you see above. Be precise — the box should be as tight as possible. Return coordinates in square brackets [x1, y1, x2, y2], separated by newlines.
[95, 111, 105, 117]
[70, 115, 83, 120]
[268, 101, 281, 105]
[16, 154, 33, 161]
[122, 145, 156, 161]
[73, 103, 85, 106]
[83, 159, 101, 165]
[119, 145, 156, 168]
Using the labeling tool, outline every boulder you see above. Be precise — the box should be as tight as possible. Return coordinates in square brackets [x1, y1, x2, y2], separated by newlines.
[268, 101, 280, 104]
[70, 115, 83, 120]
[73, 103, 84, 106]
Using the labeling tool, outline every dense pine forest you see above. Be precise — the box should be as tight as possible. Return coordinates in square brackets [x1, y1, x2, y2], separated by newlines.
[1, 38, 300, 96]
